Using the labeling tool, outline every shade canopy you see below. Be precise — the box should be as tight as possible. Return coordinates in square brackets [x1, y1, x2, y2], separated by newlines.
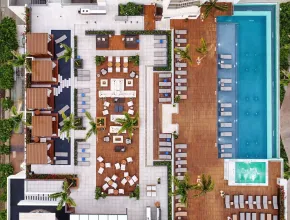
[26, 143, 48, 165]
[27, 33, 49, 56]
[32, 116, 53, 137]
[27, 88, 48, 109]
[32, 60, 53, 82]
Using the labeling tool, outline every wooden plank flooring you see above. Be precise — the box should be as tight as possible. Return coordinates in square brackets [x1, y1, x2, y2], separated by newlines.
[144, 5, 156, 31]
[96, 58, 139, 196]
[96, 35, 139, 50]
[170, 4, 281, 219]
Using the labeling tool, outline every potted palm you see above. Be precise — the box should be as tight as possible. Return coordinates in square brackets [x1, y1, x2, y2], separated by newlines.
[60, 113, 76, 141]
[10, 106, 24, 132]
[196, 38, 208, 56]
[174, 44, 192, 65]
[199, 0, 228, 20]
[171, 173, 194, 205]
[49, 180, 76, 212]
[192, 174, 215, 197]
[58, 44, 72, 62]
[85, 112, 97, 140]
[116, 112, 139, 139]
[9, 50, 31, 71]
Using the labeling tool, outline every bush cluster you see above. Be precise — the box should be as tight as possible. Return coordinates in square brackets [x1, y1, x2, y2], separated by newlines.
[119, 2, 144, 16]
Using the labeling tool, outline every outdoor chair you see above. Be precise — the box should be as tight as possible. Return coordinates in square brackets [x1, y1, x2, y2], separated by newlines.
[232, 214, 238, 220]
[246, 213, 251, 220]
[123, 67, 128, 73]
[260, 213, 265, 220]
[175, 212, 187, 217]
[78, 152, 90, 158]
[108, 56, 113, 62]
[176, 203, 186, 208]
[115, 163, 120, 170]
[55, 152, 68, 157]
[273, 196, 278, 209]
[121, 164, 126, 171]
[104, 101, 110, 107]
[108, 189, 114, 194]
[267, 214, 272, 220]
[102, 110, 109, 116]
[220, 153, 232, 158]
[124, 57, 128, 63]
[225, 195, 230, 208]
[220, 78, 232, 83]
[234, 195, 239, 209]
[240, 213, 245, 220]
[239, 195, 245, 208]
[105, 163, 111, 168]
[103, 136, 110, 142]
[175, 160, 187, 165]
[127, 101, 133, 107]
[112, 182, 118, 189]
[128, 109, 134, 115]
[175, 144, 187, 149]
[132, 175, 138, 182]
[98, 167, 104, 174]
[116, 57, 120, 62]
[129, 179, 134, 186]
[263, 196, 268, 209]
[273, 215, 278, 220]
[108, 67, 113, 73]
[77, 161, 90, 166]
[220, 63, 232, 69]
[119, 189, 125, 194]
[221, 86, 232, 91]
[102, 183, 109, 190]
[55, 160, 68, 165]
[121, 178, 127, 185]
[56, 50, 65, 58]
[55, 34, 67, 44]
[256, 196, 261, 209]
[248, 196, 254, 209]
[126, 157, 133, 163]
[97, 156, 104, 162]
[116, 67, 120, 72]
[220, 54, 232, 59]
[104, 177, 111, 182]
[220, 123, 232, 128]
[252, 213, 257, 220]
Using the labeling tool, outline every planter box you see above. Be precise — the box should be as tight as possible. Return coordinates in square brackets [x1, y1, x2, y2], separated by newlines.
[74, 59, 83, 69]
[69, 177, 79, 189]
[97, 117, 106, 128]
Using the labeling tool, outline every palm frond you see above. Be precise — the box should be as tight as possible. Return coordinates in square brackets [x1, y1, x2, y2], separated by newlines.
[49, 192, 63, 199]
[56, 199, 64, 210]
[85, 111, 93, 121]
[85, 128, 94, 140]
[66, 197, 76, 207]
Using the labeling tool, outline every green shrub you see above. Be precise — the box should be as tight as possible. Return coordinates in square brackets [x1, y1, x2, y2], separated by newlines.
[281, 85, 286, 105]
[95, 186, 107, 200]
[119, 2, 143, 16]
[0, 119, 14, 142]
[0, 164, 14, 176]
[128, 55, 139, 66]
[0, 65, 14, 89]
[26, 112, 32, 125]
[1, 98, 13, 111]
[74, 35, 78, 59]
[280, 47, 289, 70]
[0, 17, 18, 63]
[85, 30, 115, 35]
[26, 73, 32, 88]
[0, 145, 10, 155]
[0, 190, 7, 201]
[129, 185, 140, 200]
[0, 210, 6, 220]
[95, 56, 106, 66]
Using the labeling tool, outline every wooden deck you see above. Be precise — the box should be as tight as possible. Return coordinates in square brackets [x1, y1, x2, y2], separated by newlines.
[10, 134, 24, 174]
[144, 5, 156, 31]
[96, 35, 139, 50]
[96, 57, 140, 196]
[169, 3, 282, 219]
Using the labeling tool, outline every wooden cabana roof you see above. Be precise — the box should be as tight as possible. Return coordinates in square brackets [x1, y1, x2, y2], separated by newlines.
[27, 88, 48, 109]
[32, 116, 53, 137]
[27, 33, 49, 56]
[32, 60, 53, 82]
[26, 143, 48, 164]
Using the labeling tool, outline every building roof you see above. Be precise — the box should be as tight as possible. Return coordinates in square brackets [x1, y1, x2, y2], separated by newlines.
[32, 60, 53, 82]
[27, 33, 49, 56]
[26, 143, 48, 165]
[27, 88, 48, 109]
[32, 116, 53, 137]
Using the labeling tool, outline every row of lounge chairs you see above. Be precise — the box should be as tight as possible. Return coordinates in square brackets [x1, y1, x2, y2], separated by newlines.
[219, 54, 233, 69]
[77, 142, 91, 166]
[77, 88, 90, 116]
[158, 73, 172, 103]
[233, 213, 278, 220]
[175, 144, 188, 181]
[219, 77, 233, 91]
[154, 35, 168, 67]
[159, 133, 172, 160]
[225, 195, 278, 210]
[175, 193, 187, 218]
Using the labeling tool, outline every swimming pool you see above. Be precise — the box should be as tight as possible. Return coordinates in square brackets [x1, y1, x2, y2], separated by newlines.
[217, 4, 278, 159]
[227, 160, 268, 186]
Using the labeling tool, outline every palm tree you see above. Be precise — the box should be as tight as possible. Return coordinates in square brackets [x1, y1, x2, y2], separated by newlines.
[58, 44, 72, 62]
[196, 38, 208, 56]
[192, 174, 215, 197]
[10, 106, 24, 132]
[171, 173, 195, 205]
[174, 44, 192, 65]
[116, 112, 139, 139]
[280, 69, 290, 86]
[199, 0, 228, 20]
[85, 111, 97, 140]
[9, 51, 26, 67]
[49, 180, 76, 211]
[60, 113, 76, 140]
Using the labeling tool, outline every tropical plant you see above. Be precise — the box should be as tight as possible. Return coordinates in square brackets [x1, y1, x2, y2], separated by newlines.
[0, 65, 14, 89]
[192, 174, 215, 197]
[171, 173, 194, 205]
[8, 50, 27, 67]
[95, 56, 106, 66]
[280, 69, 290, 86]
[49, 180, 76, 211]
[196, 38, 208, 55]
[0, 145, 10, 155]
[172, 131, 178, 139]
[58, 44, 72, 62]
[85, 111, 97, 140]
[174, 44, 192, 65]
[116, 112, 139, 138]
[0, 209, 7, 220]
[0, 119, 14, 142]
[128, 55, 139, 66]
[60, 113, 76, 141]
[174, 95, 181, 104]
[199, 0, 228, 20]
[119, 2, 143, 16]
[129, 185, 140, 200]
[10, 106, 24, 132]
[95, 186, 107, 200]
[1, 98, 13, 111]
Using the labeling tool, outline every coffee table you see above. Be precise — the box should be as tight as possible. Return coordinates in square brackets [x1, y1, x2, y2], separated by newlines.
[113, 136, 123, 144]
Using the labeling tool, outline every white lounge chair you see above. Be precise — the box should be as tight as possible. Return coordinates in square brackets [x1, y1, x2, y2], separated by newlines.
[55, 152, 68, 157]
[221, 111, 232, 116]
[221, 86, 232, 91]
[273, 196, 278, 209]
[220, 54, 232, 59]
[175, 160, 187, 165]
[159, 133, 171, 138]
[252, 213, 257, 220]
[256, 196, 261, 209]
[263, 196, 268, 209]
[260, 213, 265, 220]
[108, 189, 114, 194]
[102, 183, 109, 190]
[175, 144, 187, 149]
[225, 195, 230, 208]
[175, 153, 187, 158]
[97, 156, 104, 162]
[98, 167, 104, 174]
[220, 63, 233, 69]
[220, 122, 232, 127]
[175, 168, 187, 173]
[55, 34, 67, 44]
[220, 132, 232, 137]
[246, 213, 251, 220]
[55, 160, 68, 165]
[56, 50, 65, 58]
[267, 214, 272, 220]
[220, 78, 232, 83]
[175, 30, 187, 34]
[239, 195, 244, 208]
[159, 147, 171, 152]
[77, 161, 90, 166]
[175, 70, 187, 75]
[234, 195, 239, 209]
[221, 103, 232, 108]
[221, 144, 232, 149]
[248, 196, 254, 209]
[220, 153, 232, 158]
[240, 213, 245, 220]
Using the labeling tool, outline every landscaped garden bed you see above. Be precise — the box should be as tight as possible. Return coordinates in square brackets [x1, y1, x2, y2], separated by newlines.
[74, 59, 83, 69]
[85, 30, 115, 36]
[118, 2, 144, 16]
[96, 117, 106, 128]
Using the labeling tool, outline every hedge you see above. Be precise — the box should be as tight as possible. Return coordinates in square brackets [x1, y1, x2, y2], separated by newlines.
[120, 30, 172, 71]
[0, 145, 10, 155]
[0, 119, 14, 142]
[0, 210, 6, 220]
[0, 65, 14, 89]
[85, 30, 115, 35]
[119, 2, 144, 16]
[0, 17, 18, 64]
[74, 36, 78, 59]
[153, 161, 172, 220]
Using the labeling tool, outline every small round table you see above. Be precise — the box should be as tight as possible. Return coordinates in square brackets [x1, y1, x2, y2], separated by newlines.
[108, 180, 113, 185]
[34, 110, 40, 116]
[121, 160, 126, 165]
[116, 63, 120, 67]
[123, 63, 128, 68]
[126, 176, 131, 181]
[100, 163, 105, 168]
[108, 62, 112, 67]
[34, 137, 40, 143]
[114, 189, 119, 195]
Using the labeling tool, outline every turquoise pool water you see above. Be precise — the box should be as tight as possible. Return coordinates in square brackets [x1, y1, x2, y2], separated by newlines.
[235, 162, 267, 184]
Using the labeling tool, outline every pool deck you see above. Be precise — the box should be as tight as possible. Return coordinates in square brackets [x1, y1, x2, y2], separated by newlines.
[170, 4, 281, 219]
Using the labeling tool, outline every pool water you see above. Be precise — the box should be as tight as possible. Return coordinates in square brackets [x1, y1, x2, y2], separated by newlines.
[235, 162, 266, 184]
